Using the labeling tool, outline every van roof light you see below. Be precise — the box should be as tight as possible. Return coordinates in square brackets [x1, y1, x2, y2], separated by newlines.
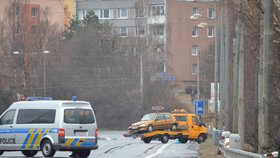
[26, 97, 53, 101]
[72, 96, 77, 101]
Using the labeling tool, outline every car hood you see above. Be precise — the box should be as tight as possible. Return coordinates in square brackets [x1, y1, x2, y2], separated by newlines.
[131, 120, 152, 126]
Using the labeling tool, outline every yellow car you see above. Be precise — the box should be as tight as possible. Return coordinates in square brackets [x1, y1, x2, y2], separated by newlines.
[128, 112, 177, 133]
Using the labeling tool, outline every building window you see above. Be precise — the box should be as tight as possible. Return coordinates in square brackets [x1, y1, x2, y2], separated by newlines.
[192, 64, 198, 74]
[118, 8, 128, 19]
[151, 25, 164, 36]
[136, 26, 145, 36]
[16, 6, 20, 16]
[31, 25, 36, 34]
[192, 26, 198, 37]
[77, 9, 87, 20]
[100, 9, 110, 19]
[192, 45, 198, 56]
[31, 8, 37, 17]
[208, 26, 215, 37]
[192, 7, 199, 15]
[120, 27, 127, 37]
[150, 5, 164, 16]
[208, 8, 215, 19]
[136, 7, 144, 18]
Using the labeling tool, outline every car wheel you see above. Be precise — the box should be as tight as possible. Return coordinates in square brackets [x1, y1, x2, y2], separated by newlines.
[0, 151, 4, 156]
[22, 150, 38, 157]
[197, 134, 204, 144]
[41, 139, 56, 157]
[143, 137, 152, 143]
[171, 124, 177, 131]
[77, 150, 91, 157]
[178, 137, 188, 143]
[147, 125, 153, 132]
[161, 134, 169, 144]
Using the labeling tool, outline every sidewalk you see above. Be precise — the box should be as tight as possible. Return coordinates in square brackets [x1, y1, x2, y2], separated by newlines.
[200, 136, 224, 158]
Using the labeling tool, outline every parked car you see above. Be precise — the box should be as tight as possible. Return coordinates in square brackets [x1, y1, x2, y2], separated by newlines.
[128, 112, 177, 133]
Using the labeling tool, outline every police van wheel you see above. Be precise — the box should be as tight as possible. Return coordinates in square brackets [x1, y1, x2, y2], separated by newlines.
[42, 140, 56, 157]
[0, 150, 3, 156]
[77, 150, 91, 157]
[22, 150, 38, 157]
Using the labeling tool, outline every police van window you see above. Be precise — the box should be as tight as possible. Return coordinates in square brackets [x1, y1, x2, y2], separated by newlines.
[64, 109, 95, 124]
[0, 110, 16, 125]
[16, 109, 56, 124]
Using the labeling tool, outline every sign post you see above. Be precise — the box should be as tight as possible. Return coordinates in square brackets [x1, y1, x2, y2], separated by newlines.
[194, 100, 204, 116]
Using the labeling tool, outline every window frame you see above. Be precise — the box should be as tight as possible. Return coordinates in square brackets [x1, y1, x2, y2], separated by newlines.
[16, 6, 20, 16]
[208, 8, 215, 19]
[208, 26, 215, 37]
[120, 27, 128, 37]
[192, 26, 198, 37]
[192, 45, 198, 56]
[100, 9, 110, 19]
[192, 64, 198, 74]
[0, 110, 16, 125]
[192, 7, 199, 15]
[16, 109, 56, 124]
[31, 8, 37, 17]
[118, 8, 128, 19]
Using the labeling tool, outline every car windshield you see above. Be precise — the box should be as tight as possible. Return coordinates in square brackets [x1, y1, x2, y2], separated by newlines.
[141, 113, 155, 121]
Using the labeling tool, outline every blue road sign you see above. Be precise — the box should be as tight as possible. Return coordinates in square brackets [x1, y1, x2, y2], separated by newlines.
[161, 71, 166, 80]
[194, 100, 204, 115]
[170, 75, 176, 81]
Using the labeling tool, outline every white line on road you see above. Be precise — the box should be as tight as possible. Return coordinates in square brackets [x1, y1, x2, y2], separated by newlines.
[99, 136, 111, 140]
[143, 143, 171, 158]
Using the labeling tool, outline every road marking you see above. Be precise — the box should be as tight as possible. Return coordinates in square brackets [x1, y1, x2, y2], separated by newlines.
[99, 136, 111, 140]
[143, 143, 171, 158]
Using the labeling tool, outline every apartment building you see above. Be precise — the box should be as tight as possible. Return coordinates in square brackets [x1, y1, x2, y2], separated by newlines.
[167, 0, 217, 89]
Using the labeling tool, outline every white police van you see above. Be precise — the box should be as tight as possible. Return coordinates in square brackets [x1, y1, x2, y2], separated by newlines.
[0, 97, 98, 157]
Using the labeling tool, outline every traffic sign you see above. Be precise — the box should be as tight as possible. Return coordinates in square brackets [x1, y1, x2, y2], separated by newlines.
[152, 106, 164, 111]
[194, 100, 204, 115]
[170, 76, 176, 81]
[161, 71, 166, 80]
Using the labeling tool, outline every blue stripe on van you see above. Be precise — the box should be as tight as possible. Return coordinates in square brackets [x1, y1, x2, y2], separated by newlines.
[0, 128, 58, 134]
[81, 142, 96, 147]
[70, 138, 79, 146]
[21, 134, 31, 149]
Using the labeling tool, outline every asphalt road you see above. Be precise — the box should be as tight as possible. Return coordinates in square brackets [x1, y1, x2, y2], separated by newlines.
[2, 131, 200, 158]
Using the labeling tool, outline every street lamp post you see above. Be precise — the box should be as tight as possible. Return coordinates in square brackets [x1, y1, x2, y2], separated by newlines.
[190, 10, 219, 128]
[43, 50, 49, 97]
[13, 51, 50, 97]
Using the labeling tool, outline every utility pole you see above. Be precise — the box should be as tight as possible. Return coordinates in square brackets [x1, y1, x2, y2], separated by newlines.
[224, 0, 230, 130]
[237, 0, 245, 149]
[219, 0, 225, 129]
[140, 54, 143, 104]
[197, 51, 200, 100]
[214, 0, 219, 129]
[258, 0, 273, 152]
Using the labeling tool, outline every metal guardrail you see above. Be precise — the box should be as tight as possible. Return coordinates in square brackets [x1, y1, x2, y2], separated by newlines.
[218, 140, 264, 158]
[207, 128, 266, 157]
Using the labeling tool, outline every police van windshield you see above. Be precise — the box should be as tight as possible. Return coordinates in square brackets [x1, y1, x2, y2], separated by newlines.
[64, 109, 95, 124]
